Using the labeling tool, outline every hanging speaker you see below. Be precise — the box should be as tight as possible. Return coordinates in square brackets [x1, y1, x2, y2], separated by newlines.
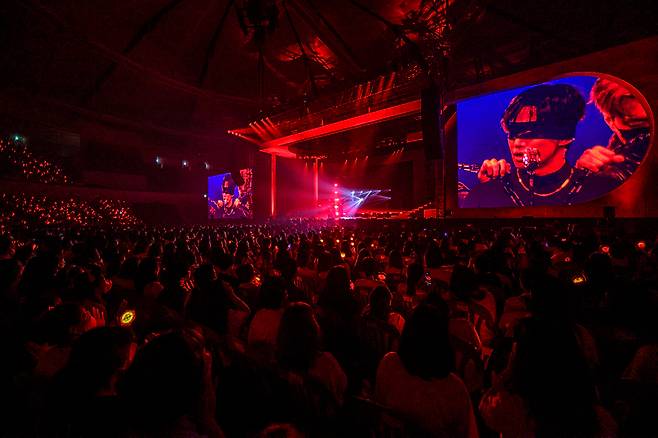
[421, 85, 443, 160]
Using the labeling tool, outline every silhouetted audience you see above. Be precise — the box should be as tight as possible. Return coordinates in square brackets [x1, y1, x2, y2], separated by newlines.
[0, 220, 656, 436]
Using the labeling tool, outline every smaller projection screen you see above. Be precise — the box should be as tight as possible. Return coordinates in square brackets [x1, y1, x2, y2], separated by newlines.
[208, 168, 253, 219]
[457, 75, 652, 208]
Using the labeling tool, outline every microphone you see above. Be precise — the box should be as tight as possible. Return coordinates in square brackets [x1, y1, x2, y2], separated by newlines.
[522, 148, 541, 173]
[522, 147, 540, 206]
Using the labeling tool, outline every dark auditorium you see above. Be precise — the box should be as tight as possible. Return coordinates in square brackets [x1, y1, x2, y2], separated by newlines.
[2, 1, 658, 436]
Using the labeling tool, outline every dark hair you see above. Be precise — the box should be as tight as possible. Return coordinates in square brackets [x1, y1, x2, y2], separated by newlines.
[449, 264, 479, 301]
[358, 256, 378, 278]
[187, 279, 230, 335]
[277, 257, 297, 281]
[135, 257, 160, 293]
[388, 250, 404, 270]
[590, 78, 649, 127]
[193, 263, 216, 290]
[56, 327, 132, 399]
[0, 234, 13, 257]
[276, 302, 321, 373]
[425, 243, 442, 269]
[236, 263, 255, 284]
[398, 304, 453, 380]
[258, 276, 287, 309]
[367, 285, 392, 321]
[36, 303, 85, 346]
[510, 318, 598, 437]
[210, 248, 233, 271]
[406, 262, 424, 296]
[317, 251, 333, 273]
[325, 265, 351, 295]
[297, 250, 310, 269]
[118, 256, 139, 279]
[119, 330, 206, 432]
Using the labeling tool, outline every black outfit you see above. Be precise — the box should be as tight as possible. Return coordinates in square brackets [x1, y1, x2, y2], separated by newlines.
[463, 163, 620, 208]
[218, 202, 248, 219]
[604, 127, 650, 182]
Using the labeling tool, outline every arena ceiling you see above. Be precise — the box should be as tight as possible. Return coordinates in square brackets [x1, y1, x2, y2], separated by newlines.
[0, 0, 656, 155]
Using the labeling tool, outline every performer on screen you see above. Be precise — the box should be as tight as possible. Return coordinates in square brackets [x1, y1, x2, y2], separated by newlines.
[575, 78, 651, 181]
[214, 176, 248, 219]
[463, 84, 618, 208]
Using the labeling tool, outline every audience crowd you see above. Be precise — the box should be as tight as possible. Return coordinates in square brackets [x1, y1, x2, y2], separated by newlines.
[0, 194, 141, 228]
[0, 137, 70, 185]
[0, 220, 656, 437]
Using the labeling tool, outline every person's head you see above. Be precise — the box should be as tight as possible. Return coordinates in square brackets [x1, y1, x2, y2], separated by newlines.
[527, 273, 572, 321]
[36, 303, 93, 346]
[187, 279, 230, 335]
[119, 330, 206, 432]
[210, 247, 233, 271]
[510, 318, 597, 436]
[502, 84, 585, 175]
[258, 276, 287, 309]
[58, 326, 133, 398]
[406, 262, 424, 295]
[425, 242, 442, 269]
[118, 256, 139, 279]
[135, 256, 160, 292]
[236, 263, 255, 284]
[590, 78, 650, 132]
[276, 302, 321, 373]
[358, 256, 378, 278]
[388, 250, 404, 270]
[297, 250, 310, 269]
[368, 285, 393, 320]
[0, 234, 15, 259]
[449, 264, 479, 301]
[326, 265, 351, 294]
[192, 263, 216, 291]
[276, 256, 297, 282]
[398, 304, 453, 380]
[316, 251, 332, 273]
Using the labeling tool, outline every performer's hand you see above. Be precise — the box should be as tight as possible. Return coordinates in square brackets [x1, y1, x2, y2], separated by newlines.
[234, 198, 241, 207]
[216, 200, 224, 207]
[477, 158, 511, 183]
[575, 146, 624, 173]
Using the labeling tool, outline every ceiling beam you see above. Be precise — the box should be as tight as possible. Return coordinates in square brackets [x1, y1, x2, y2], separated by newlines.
[197, 0, 236, 86]
[87, 0, 186, 100]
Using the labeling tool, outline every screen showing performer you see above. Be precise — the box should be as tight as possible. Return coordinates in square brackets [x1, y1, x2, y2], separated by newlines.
[208, 168, 253, 219]
[457, 75, 652, 208]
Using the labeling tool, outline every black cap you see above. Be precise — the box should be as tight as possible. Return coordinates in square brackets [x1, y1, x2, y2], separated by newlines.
[501, 84, 585, 140]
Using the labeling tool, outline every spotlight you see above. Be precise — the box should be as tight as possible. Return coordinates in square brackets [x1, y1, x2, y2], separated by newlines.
[182, 160, 189, 168]
[204, 162, 210, 170]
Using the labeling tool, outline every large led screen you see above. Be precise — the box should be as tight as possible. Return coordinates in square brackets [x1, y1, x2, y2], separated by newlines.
[457, 75, 652, 208]
[208, 168, 253, 219]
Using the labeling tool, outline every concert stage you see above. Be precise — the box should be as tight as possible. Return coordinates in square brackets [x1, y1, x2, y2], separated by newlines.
[226, 37, 658, 222]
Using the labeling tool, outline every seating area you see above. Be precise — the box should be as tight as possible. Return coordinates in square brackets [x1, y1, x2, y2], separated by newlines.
[1, 221, 656, 436]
